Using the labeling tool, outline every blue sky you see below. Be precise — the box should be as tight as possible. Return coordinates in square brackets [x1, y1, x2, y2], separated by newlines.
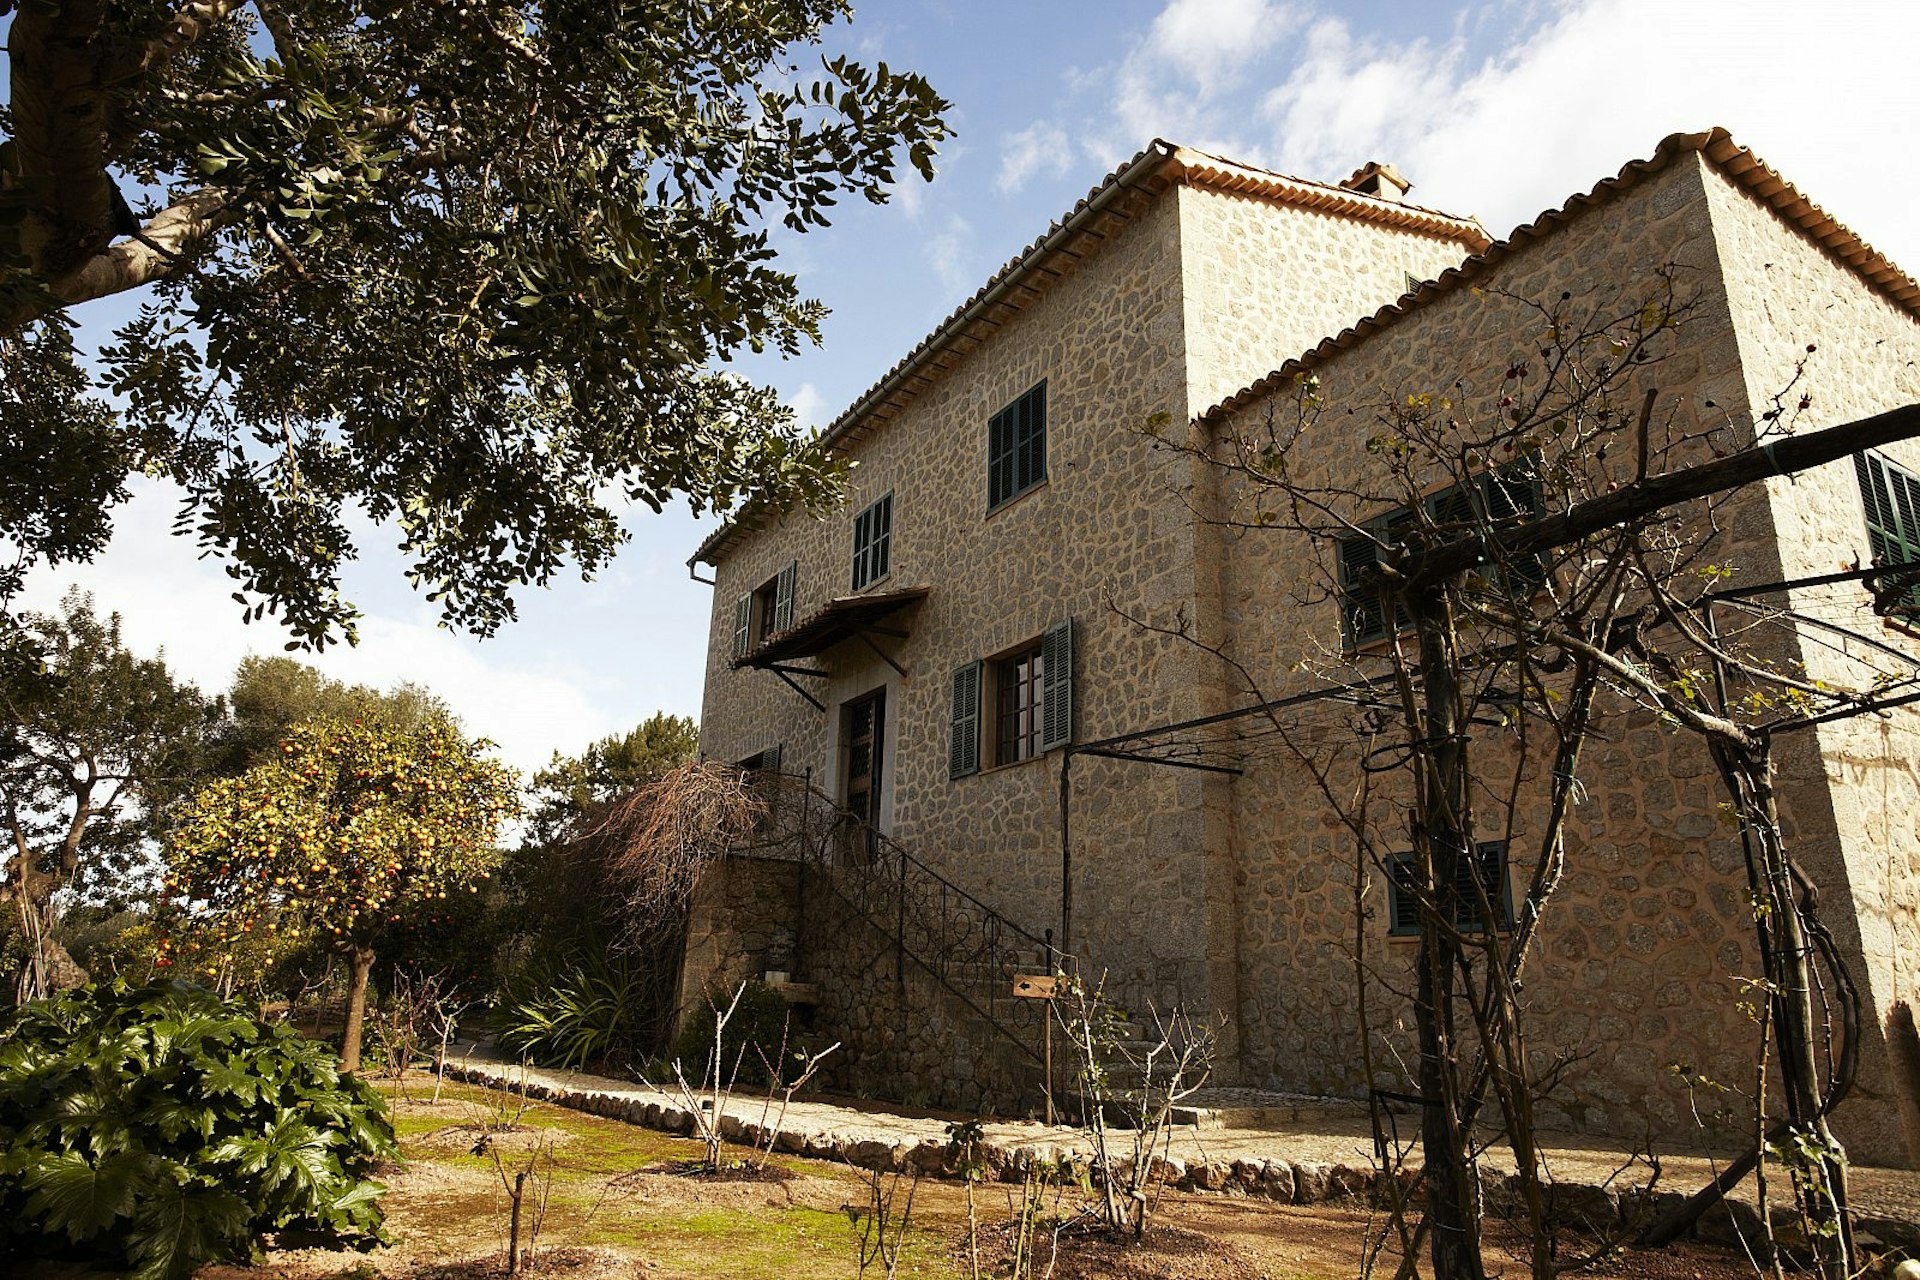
[20, 0, 1920, 773]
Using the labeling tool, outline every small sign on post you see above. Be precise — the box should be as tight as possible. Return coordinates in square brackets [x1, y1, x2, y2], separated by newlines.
[1012, 974, 1059, 1000]
[1012, 972, 1061, 1125]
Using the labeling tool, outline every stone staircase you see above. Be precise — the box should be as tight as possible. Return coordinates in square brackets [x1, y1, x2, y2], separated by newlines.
[743, 773, 1060, 1110]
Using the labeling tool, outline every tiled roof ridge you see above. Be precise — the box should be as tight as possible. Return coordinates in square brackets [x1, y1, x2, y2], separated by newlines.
[1171, 145, 1476, 238]
[1203, 127, 1920, 421]
[690, 139, 1489, 567]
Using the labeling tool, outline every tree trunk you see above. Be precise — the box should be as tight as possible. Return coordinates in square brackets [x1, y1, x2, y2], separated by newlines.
[1740, 750, 1854, 1280]
[340, 944, 377, 1075]
[1410, 586, 1489, 1280]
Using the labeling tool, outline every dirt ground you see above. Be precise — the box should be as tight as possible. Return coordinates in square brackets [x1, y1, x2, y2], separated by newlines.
[196, 1079, 1786, 1280]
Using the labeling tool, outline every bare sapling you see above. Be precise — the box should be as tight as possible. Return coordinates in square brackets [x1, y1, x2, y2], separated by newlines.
[1055, 970, 1215, 1240]
[847, 1166, 919, 1279]
[640, 982, 750, 1172]
[749, 1013, 839, 1170]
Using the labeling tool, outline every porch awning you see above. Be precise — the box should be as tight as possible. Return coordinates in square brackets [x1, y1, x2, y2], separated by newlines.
[732, 586, 929, 669]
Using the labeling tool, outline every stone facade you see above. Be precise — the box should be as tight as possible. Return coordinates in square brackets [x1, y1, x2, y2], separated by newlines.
[689, 135, 1920, 1164]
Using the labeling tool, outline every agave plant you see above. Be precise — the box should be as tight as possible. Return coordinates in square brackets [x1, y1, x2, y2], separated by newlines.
[494, 946, 651, 1070]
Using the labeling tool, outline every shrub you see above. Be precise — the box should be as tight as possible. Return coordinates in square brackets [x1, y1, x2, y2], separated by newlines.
[495, 946, 651, 1070]
[672, 981, 794, 1086]
[0, 980, 398, 1279]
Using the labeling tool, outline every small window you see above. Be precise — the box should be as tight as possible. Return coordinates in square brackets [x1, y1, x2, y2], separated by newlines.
[851, 494, 893, 591]
[1386, 841, 1513, 937]
[1856, 452, 1920, 619]
[731, 560, 796, 657]
[988, 380, 1048, 511]
[1338, 469, 1543, 648]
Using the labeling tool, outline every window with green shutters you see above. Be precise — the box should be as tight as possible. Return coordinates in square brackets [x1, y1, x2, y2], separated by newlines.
[1338, 469, 1543, 647]
[731, 560, 797, 658]
[1385, 841, 1513, 937]
[949, 618, 1073, 776]
[1856, 451, 1920, 619]
[851, 494, 893, 591]
[987, 381, 1047, 511]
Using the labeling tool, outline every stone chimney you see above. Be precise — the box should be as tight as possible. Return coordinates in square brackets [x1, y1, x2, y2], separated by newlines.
[1340, 161, 1411, 203]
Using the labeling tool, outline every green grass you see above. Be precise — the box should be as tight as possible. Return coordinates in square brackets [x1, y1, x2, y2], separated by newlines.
[368, 1077, 966, 1279]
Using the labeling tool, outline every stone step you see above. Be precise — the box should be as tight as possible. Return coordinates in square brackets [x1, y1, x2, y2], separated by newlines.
[1168, 1088, 1371, 1131]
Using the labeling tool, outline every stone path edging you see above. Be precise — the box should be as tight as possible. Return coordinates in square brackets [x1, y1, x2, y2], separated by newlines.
[438, 1048, 1645, 1221]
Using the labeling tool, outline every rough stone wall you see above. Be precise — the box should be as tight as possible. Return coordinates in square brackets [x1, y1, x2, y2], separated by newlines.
[1205, 154, 1784, 1149]
[675, 854, 801, 1022]
[798, 879, 1049, 1112]
[1700, 163, 1920, 1165]
[1176, 183, 1476, 416]
[693, 169, 1489, 1102]
[1199, 149, 1920, 1164]
[699, 190, 1203, 1035]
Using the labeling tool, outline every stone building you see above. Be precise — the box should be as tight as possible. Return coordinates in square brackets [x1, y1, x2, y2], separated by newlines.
[686, 130, 1920, 1165]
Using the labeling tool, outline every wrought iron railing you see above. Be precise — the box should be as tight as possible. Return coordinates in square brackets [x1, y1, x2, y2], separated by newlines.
[731, 769, 1057, 1066]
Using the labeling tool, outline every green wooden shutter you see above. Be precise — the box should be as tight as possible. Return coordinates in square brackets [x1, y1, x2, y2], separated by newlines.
[773, 560, 797, 633]
[763, 742, 783, 774]
[1450, 841, 1512, 931]
[731, 595, 751, 657]
[1857, 452, 1920, 616]
[1039, 618, 1074, 752]
[1339, 533, 1388, 646]
[949, 661, 982, 777]
[1386, 855, 1421, 935]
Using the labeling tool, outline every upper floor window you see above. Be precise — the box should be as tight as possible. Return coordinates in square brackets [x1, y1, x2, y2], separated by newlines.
[1386, 840, 1513, 937]
[1338, 469, 1543, 648]
[1856, 451, 1920, 620]
[949, 619, 1073, 776]
[731, 560, 796, 657]
[988, 380, 1048, 512]
[851, 494, 893, 591]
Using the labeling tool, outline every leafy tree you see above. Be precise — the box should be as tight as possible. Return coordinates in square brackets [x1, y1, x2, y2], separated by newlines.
[523, 711, 698, 847]
[0, 589, 218, 1000]
[1, 1, 948, 647]
[164, 717, 517, 1071]
[213, 655, 449, 775]
[0, 979, 397, 1280]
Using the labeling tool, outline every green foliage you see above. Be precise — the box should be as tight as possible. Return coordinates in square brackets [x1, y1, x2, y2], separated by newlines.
[4, 3, 949, 647]
[164, 717, 518, 1068]
[0, 590, 221, 912]
[495, 945, 653, 1071]
[524, 712, 700, 846]
[0, 980, 398, 1279]
[674, 982, 794, 1087]
[212, 657, 452, 777]
[165, 718, 518, 957]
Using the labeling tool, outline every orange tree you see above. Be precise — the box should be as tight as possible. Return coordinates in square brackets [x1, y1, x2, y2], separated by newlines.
[164, 718, 518, 1071]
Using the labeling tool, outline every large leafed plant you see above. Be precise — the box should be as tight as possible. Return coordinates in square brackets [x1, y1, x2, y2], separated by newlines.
[0, 979, 399, 1279]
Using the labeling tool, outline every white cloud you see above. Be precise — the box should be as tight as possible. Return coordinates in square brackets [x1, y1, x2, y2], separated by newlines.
[16, 479, 620, 777]
[998, 121, 1073, 194]
[1075, 0, 1304, 168]
[1253, 0, 1920, 270]
[786, 382, 828, 430]
[1148, 0, 1300, 82]
[926, 213, 979, 295]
